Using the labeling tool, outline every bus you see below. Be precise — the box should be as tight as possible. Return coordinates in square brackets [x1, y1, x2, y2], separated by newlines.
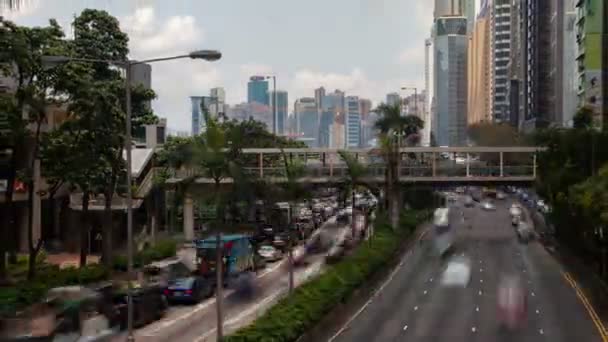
[195, 234, 254, 280]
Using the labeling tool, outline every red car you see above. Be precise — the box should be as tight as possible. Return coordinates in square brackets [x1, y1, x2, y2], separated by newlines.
[497, 277, 528, 330]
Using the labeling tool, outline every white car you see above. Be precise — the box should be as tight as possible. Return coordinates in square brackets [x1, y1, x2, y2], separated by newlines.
[258, 245, 282, 261]
[509, 204, 523, 217]
[481, 200, 496, 211]
[441, 256, 472, 287]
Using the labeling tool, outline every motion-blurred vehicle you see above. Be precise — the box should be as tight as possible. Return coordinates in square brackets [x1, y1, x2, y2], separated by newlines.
[455, 187, 465, 194]
[257, 245, 283, 262]
[497, 276, 528, 330]
[481, 200, 496, 211]
[195, 234, 255, 283]
[464, 196, 475, 207]
[433, 207, 453, 256]
[440, 256, 472, 287]
[496, 191, 507, 200]
[143, 258, 193, 288]
[509, 203, 523, 217]
[164, 276, 215, 304]
[512, 215, 522, 227]
[517, 222, 535, 243]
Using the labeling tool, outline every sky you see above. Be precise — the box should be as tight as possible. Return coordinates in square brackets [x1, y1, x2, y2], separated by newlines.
[1, 0, 442, 132]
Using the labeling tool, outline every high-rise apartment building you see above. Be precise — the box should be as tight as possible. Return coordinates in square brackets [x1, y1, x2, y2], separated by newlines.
[491, 0, 513, 122]
[433, 15, 469, 146]
[209, 87, 226, 118]
[468, 0, 493, 125]
[191, 96, 204, 136]
[315, 87, 326, 112]
[268, 90, 288, 135]
[247, 76, 269, 105]
[575, 0, 607, 128]
[345, 96, 362, 148]
[294, 98, 318, 146]
[386, 93, 402, 107]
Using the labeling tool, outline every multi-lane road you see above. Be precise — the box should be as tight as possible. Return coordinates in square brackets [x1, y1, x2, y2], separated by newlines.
[329, 195, 606, 342]
[129, 215, 354, 342]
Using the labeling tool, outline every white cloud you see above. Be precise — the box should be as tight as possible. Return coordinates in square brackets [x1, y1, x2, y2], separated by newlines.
[120, 7, 220, 132]
[121, 7, 204, 59]
[397, 46, 425, 66]
[239, 63, 273, 77]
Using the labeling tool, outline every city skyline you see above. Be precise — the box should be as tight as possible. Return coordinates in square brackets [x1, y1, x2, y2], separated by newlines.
[1, 0, 434, 131]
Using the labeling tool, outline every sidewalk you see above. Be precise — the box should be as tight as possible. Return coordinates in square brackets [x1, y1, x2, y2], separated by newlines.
[523, 202, 608, 325]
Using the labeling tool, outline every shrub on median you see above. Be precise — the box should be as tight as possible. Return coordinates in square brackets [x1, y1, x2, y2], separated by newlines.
[224, 209, 430, 342]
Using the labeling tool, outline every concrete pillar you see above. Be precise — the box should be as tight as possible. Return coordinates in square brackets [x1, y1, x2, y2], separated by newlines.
[499, 152, 504, 177]
[533, 154, 537, 178]
[183, 193, 194, 241]
[33, 158, 41, 244]
[466, 153, 470, 177]
[432, 153, 436, 177]
[259, 152, 264, 178]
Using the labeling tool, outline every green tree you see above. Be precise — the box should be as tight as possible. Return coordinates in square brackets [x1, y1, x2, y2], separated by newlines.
[338, 150, 370, 239]
[52, 9, 157, 267]
[573, 106, 594, 130]
[373, 104, 423, 229]
[0, 17, 68, 279]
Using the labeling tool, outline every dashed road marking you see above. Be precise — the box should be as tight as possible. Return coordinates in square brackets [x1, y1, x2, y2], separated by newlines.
[403, 325, 408, 331]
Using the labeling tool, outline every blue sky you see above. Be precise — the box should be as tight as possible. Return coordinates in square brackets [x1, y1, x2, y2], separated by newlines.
[1, 0, 439, 131]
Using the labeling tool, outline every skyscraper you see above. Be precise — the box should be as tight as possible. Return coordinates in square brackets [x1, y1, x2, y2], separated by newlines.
[268, 90, 288, 135]
[345, 96, 362, 148]
[295, 98, 318, 145]
[386, 93, 402, 107]
[433, 15, 468, 146]
[247, 76, 269, 105]
[575, 0, 607, 128]
[468, 0, 493, 125]
[209, 87, 226, 118]
[491, 0, 513, 122]
[191, 96, 204, 136]
[315, 87, 326, 112]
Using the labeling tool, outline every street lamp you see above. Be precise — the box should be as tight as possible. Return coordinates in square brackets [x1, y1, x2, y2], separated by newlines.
[263, 75, 278, 134]
[42, 49, 221, 342]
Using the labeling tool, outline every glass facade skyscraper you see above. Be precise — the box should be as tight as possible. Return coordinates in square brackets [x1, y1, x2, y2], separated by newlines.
[268, 90, 288, 135]
[191, 96, 203, 136]
[433, 16, 468, 146]
[295, 98, 318, 146]
[247, 76, 269, 105]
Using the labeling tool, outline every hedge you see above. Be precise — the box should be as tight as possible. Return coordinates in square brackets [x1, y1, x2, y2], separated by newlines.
[112, 238, 178, 271]
[0, 264, 109, 317]
[224, 209, 431, 342]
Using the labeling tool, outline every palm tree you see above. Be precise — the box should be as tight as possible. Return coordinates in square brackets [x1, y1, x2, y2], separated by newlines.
[277, 151, 308, 293]
[373, 104, 424, 229]
[338, 150, 370, 239]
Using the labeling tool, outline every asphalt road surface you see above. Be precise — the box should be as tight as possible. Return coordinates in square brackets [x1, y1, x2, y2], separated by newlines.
[330, 196, 606, 342]
[129, 215, 355, 342]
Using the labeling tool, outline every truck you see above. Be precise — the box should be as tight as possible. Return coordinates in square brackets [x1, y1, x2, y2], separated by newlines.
[195, 234, 255, 282]
[433, 207, 454, 256]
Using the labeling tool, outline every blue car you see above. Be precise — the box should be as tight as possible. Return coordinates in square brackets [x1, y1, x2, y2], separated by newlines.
[164, 276, 215, 304]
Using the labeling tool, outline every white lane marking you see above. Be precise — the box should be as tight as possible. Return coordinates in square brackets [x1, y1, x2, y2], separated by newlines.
[225, 291, 283, 326]
[475, 306, 479, 312]
[478, 290, 483, 296]
[471, 327, 477, 333]
[539, 328, 544, 335]
[536, 309, 540, 314]
[327, 228, 429, 342]
[403, 325, 408, 331]
[414, 306, 418, 311]
[258, 259, 287, 278]
[531, 292, 536, 297]
[479, 279, 483, 283]
[480, 268, 483, 272]
[423, 290, 427, 295]
[429, 277, 433, 282]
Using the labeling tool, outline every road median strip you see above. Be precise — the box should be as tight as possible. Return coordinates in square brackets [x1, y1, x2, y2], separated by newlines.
[222, 209, 431, 342]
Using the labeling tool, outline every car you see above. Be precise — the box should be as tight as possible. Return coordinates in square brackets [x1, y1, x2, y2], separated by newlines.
[164, 276, 214, 304]
[497, 275, 528, 330]
[509, 203, 523, 217]
[496, 191, 507, 200]
[441, 256, 472, 287]
[481, 200, 496, 211]
[517, 222, 534, 243]
[257, 245, 283, 262]
[464, 196, 475, 207]
[512, 215, 522, 227]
